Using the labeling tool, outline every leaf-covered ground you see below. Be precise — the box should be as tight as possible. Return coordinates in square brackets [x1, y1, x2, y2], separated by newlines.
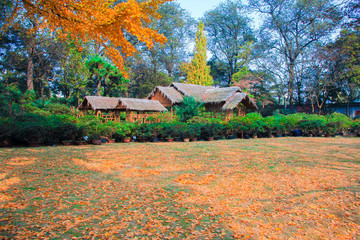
[0, 137, 359, 239]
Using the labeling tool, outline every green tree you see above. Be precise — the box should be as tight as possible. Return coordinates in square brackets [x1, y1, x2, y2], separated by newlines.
[203, 0, 255, 85]
[184, 22, 213, 86]
[175, 96, 204, 122]
[251, 0, 342, 110]
[0, 21, 64, 96]
[232, 41, 254, 84]
[51, 40, 90, 105]
[86, 55, 129, 97]
[153, 2, 194, 78]
[128, 56, 172, 98]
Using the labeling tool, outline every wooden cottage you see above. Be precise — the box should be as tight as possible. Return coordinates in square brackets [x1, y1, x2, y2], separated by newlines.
[203, 87, 257, 121]
[148, 83, 257, 121]
[78, 96, 122, 121]
[115, 98, 167, 123]
[78, 96, 167, 123]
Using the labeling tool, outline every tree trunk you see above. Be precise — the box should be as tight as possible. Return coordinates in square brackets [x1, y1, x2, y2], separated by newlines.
[288, 61, 295, 112]
[96, 79, 102, 96]
[27, 43, 35, 91]
[297, 81, 302, 105]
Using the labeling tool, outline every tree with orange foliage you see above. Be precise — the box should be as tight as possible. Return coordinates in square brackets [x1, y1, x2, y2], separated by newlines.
[1, 0, 171, 90]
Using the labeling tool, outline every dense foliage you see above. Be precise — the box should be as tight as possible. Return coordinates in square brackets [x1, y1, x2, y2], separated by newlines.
[0, 96, 358, 147]
[1, 0, 359, 110]
[183, 22, 213, 86]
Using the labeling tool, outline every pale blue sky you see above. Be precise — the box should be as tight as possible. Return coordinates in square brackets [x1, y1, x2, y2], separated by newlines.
[175, 0, 224, 19]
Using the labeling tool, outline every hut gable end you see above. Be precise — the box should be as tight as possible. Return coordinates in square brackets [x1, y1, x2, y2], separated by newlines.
[222, 93, 257, 110]
[148, 86, 183, 106]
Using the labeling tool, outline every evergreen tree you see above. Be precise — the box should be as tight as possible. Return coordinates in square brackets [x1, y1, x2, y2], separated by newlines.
[185, 22, 213, 86]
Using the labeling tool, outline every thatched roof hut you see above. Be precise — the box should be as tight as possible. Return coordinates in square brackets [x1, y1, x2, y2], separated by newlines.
[222, 93, 257, 110]
[116, 98, 168, 112]
[148, 82, 258, 121]
[170, 82, 215, 101]
[78, 96, 121, 111]
[204, 87, 241, 103]
[148, 86, 183, 107]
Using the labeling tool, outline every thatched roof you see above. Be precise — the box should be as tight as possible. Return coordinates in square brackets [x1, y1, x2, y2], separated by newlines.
[222, 93, 258, 110]
[170, 82, 215, 101]
[204, 87, 241, 103]
[148, 86, 183, 104]
[78, 96, 121, 111]
[117, 98, 168, 112]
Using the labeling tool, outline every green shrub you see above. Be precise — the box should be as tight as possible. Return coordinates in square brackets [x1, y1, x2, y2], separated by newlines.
[285, 113, 305, 132]
[297, 114, 326, 135]
[76, 115, 103, 137]
[273, 114, 287, 135]
[148, 123, 164, 139]
[263, 116, 276, 136]
[136, 124, 152, 139]
[0, 83, 24, 117]
[188, 115, 222, 125]
[175, 96, 204, 122]
[160, 123, 175, 138]
[53, 122, 79, 141]
[326, 113, 353, 134]
[13, 123, 48, 144]
[187, 124, 201, 138]
[113, 122, 136, 140]
[200, 123, 222, 138]
[351, 121, 360, 135]
[229, 116, 248, 133]
[222, 122, 235, 136]
[0, 118, 13, 145]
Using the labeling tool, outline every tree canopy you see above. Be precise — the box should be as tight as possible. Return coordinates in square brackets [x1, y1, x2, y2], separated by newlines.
[184, 22, 213, 86]
[2, 0, 171, 77]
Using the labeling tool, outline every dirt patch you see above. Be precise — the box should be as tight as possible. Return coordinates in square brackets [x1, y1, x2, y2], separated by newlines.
[8, 157, 35, 166]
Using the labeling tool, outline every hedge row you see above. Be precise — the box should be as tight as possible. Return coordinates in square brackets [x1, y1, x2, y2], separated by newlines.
[0, 112, 359, 147]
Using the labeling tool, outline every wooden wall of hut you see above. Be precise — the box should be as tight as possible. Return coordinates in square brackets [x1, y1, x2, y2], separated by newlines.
[205, 103, 223, 114]
[125, 111, 162, 123]
[149, 91, 173, 107]
[236, 104, 246, 117]
[96, 111, 121, 123]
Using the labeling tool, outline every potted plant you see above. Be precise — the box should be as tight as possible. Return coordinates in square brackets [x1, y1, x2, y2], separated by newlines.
[249, 120, 265, 138]
[161, 123, 175, 142]
[178, 123, 191, 142]
[222, 122, 235, 139]
[201, 123, 217, 141]
[285, 113, 304, 136]
[187, 124, 201, 141]
[87, 126, 102, 145]
[136, 124, 151, 142]
[114, 123, 135, 143]
[99, 124, 116, 143]
[149, 123, 163, 142]
[89, 134, 102, 145]
[230, 116, 249, 139]
[264, 116, 275, 138]
[212, 123, 224, 140]
[324, 121, 338, 137]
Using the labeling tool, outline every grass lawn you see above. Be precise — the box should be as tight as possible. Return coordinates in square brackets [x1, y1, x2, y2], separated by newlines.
[0, 137, 359, 239]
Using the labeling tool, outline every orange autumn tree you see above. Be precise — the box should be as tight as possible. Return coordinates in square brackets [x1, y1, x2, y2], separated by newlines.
[2, 0, 171, 79]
